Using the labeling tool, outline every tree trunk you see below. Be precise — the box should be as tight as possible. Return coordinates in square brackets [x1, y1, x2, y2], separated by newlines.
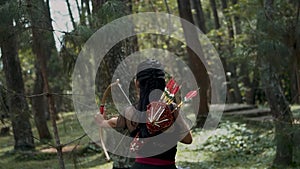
[220, 0, 234, 39]
[65, 0, 76, 29]
[232, 0, 255, 104]
[231, 0, 242, 35]
[263, 70, 294, 166]
[258, 0, 294, 166]
[26, 0, 65, 168]
[231, 0, 258, 104]
[289, 2, 300, 104]
[291, 2, 300, 161]
[80, 0, 86, 25]
[191, 0, 206, 33]
[177, 0, 210, 128]
[32, 64, 52, 141]
[221, 0, 242, 103]
[0, 85, 9, 123]
[240, 61, 258, 104]
[290, 56, 300, 103]
[227, 66, 242, 103]
[92, 0, 137, 103]
[209, 0, 220, 29]
[0, 7, 35, 150]
[75, 0, 81, 19]
[92, 0, 106, 13]
[209, 0, 236, 103]
[85, 0, 92, 26]
[210, 0, 237, 103]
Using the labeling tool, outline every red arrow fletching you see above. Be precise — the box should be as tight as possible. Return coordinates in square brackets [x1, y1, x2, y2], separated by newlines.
[184, 90, 198, 100]
[171, 85, 180, 94]
[166, 78, 175, 90]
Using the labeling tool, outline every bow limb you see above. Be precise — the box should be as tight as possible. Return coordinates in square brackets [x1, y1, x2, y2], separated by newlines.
[99, 79, 119, 161]
[100, 79, 120, 117]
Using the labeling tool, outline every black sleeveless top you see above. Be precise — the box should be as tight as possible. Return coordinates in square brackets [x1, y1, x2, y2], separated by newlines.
[116, 104, 179, 162]
[117, 103, 179, 161]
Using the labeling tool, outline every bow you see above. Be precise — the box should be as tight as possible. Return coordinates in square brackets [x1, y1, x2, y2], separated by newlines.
[98, 79, 120, 161]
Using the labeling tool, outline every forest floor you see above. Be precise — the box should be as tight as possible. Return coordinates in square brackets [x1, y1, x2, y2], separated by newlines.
[0, 106, 300, 169]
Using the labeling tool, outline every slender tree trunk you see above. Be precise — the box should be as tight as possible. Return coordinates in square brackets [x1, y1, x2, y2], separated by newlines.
[221, 0, 242, 103]
[92, 0, 106, 13]
[231, 0, 242, 35]
[232, 0, 255, 104]
[92, 0, 137, 103]
[32, 64, 52, 141]
[210, 0, 220, 29]
[0, 86, 9, 123]
[258, 0, 293, 166]
[221, 0, 234, 39]
[231, 0, 254, 104]
[240, 61, 258, 104]
[44, 0, 60, 119]
[220, 58, 234, 103]
[126, 0, 139, 103]
[228, 69, 242, 103]
[290, 54, 300, 103]
[26, 0, 65, 168]
[289, 1, 300, 104]
[75, 0, 81, 20]
[191, 0, 206, 33]
[80, 0, 86, 25]
[177, 0, 210, 128]
[65, 0, 76, 29]
[291, 2, 300, 162]
[209, 0, 235, 103]
[0, 8, 35, 150]
[85, 0, 92, 26]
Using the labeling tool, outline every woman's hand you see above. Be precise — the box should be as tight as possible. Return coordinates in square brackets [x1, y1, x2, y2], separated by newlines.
[95, 113, 108, 127]
[94, 113, 117, 128]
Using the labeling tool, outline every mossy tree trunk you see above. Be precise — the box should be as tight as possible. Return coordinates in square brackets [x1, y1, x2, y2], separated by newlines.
[0, 0, 35, 151]
[258, 0, 294, 166]
[26, 0, 65, 168]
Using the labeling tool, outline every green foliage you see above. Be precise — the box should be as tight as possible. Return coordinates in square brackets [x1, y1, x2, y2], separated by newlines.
[254, 0, 300, 102]
[203, 0, 300, 104]
[61, 0, 130, 74]
[175, 118, 281, 169]
[202, 121, 274, 155]
[134, 0, 178, 14]
[98, 0, 128, 24]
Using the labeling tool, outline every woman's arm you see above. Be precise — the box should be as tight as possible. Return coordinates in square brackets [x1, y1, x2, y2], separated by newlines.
[180, 131, 192, 144]
[173, 110, 193, 144]
[95, 106, 137, 129]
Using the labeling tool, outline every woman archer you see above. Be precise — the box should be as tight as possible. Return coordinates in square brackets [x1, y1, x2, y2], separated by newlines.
[95, 59, 192, 169]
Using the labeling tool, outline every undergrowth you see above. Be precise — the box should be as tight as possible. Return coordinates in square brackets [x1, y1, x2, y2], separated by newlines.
[1, 108, 300, 169]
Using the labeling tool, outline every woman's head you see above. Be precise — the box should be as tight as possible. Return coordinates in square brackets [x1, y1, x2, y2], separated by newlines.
[136, 59, 166, 111]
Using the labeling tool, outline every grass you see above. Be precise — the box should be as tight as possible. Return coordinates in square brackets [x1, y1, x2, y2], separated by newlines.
[0, 112, 113, 169]
[0, 107, 300, 169]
